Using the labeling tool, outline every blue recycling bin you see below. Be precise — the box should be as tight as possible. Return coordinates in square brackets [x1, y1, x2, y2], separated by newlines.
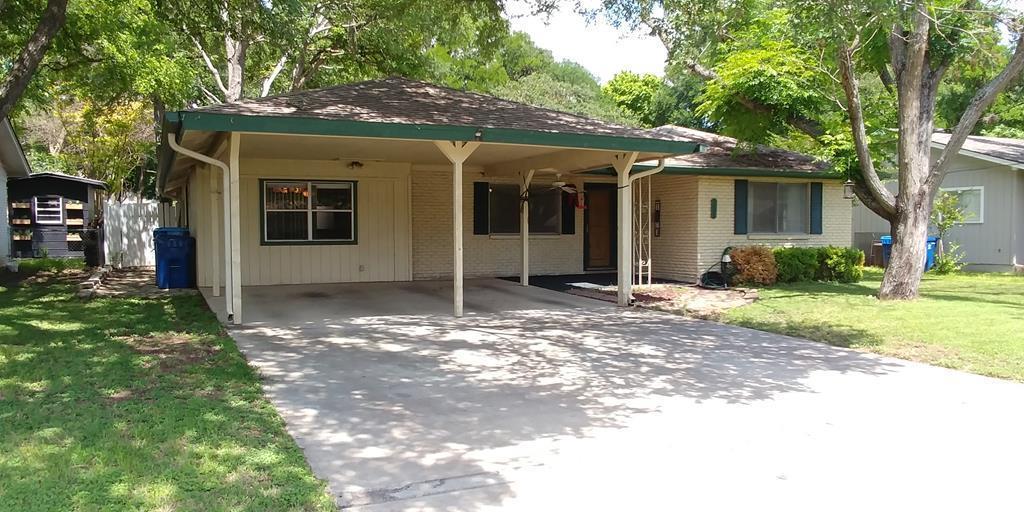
[880, 235, 938, 271]
[154, 227, 195, 289]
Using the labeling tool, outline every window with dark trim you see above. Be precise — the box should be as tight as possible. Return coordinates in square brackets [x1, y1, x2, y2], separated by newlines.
[749, 182, 809, 234]
[489, 184, 561, 235]
[262, 180, 356, 243]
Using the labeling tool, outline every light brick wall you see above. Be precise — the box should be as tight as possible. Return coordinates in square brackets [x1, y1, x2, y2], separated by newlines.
[650, 175, 700, 282]
[695, 176, 853, 275]
[411, 167, 586, 279]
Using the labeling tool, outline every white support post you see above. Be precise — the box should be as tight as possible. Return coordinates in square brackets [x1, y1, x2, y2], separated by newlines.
[434, 140, 481, 317]
[210, 166, 220, 297]
[520, 169, 535, 286]
[228, 132, 243, 324]
[613, 152, 639, 306]
[221, 154, 233, 318]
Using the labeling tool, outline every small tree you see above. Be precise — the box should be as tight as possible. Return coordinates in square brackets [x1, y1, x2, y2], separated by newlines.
[930, 191, 967, 274]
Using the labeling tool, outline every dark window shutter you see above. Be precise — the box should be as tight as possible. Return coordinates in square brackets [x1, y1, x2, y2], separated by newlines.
[561, 190, 576, 234]
[809, 182, 823, 234]
[473, 182, 489, 235]
[734, 180, 748, 234]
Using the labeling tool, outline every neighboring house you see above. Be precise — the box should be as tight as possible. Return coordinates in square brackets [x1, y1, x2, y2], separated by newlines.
[1, 118, 32, 264]
[157, 77, 851, 324]
[853, 134, 1024, 271]
[7, 172, 107, 259]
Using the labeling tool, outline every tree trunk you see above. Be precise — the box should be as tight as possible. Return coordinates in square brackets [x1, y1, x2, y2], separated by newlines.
[0, 0, 69, 120]
[224, 35, 248, 102]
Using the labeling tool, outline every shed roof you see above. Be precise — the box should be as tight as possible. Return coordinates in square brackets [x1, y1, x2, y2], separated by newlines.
[649, 125, 833, 176]
[10, 171, 108, 189]
[932, 133, 1024, 167]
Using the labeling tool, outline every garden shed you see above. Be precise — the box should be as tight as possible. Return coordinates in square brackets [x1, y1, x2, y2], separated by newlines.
[7, 172, 107, 259]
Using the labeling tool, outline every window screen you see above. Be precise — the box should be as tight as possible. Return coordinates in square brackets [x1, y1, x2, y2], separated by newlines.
[749, 182, 809, 234]
[263, 181, 356, 243]
[489, 184, 562, 235]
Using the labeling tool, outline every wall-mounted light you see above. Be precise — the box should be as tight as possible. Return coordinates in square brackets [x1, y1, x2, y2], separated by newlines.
[474, 128, 483, 141]
[348, 161, 364, 169]
[710, 198, 718, 219]
[843, 179, 856, 199]
[654, 200, 662, 237]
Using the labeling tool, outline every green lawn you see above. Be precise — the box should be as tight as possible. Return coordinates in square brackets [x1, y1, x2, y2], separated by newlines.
[724, 268, 1024, 381]
[0, 271, 334, 511]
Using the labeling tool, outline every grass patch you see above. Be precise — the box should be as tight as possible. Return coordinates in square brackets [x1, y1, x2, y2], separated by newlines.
[10, 258, 86, 275]
[0, 276, 334, 511]
[723, 268, 1024, 380]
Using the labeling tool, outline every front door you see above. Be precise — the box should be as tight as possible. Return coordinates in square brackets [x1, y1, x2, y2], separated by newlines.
[584, 183, 616, 270]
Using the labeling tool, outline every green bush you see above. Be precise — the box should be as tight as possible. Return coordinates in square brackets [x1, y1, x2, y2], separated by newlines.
[729, 246, 778, 286]
[16, 258, 86, 275]
[773, 247, 820, 282]
[932, 241, 966, 275]
[816, 246, 865, 283]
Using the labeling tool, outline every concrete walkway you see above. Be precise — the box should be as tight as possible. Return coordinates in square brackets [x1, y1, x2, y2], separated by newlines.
[211, 280, 1024, 511]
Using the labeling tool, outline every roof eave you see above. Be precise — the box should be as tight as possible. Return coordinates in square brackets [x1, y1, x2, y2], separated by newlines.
[173, 111, 699, 154]
[931, 140, 1024, 170]
[587, 164, 842, 179]
[0, 118, 32, 178]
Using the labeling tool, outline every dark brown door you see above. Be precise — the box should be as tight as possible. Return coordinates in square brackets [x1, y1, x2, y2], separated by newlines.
[585, 184, 616, 270]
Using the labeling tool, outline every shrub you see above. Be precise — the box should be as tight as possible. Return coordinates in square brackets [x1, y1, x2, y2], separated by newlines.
[773, 247, 819, 282]
[729, 246, 777, 286]
[933, 241, 966, 275]
[817, 246, 865, 283]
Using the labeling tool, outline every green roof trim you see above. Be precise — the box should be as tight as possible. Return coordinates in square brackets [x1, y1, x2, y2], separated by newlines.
[587, 164, 844, 180]
[167, 111, 700, 154]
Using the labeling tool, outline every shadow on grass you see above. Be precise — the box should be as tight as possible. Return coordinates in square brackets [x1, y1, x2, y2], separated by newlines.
[0, 277, 333, 511]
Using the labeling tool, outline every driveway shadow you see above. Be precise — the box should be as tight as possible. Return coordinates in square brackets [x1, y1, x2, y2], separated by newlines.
[230, 305, 900, 509]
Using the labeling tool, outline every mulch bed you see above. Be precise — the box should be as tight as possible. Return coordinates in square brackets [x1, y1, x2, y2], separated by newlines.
[569, 283, 758, 320]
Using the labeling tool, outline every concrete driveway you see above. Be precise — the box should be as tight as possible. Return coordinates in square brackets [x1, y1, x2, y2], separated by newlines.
[210, 280, 1024, 511]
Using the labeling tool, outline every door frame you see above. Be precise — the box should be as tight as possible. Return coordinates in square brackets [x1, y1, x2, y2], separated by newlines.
[583, 182, 617, 271]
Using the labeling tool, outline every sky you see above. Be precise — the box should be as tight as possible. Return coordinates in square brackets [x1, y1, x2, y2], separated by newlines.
[506, 1, 668, 83]
[507, 0, 1024, 84]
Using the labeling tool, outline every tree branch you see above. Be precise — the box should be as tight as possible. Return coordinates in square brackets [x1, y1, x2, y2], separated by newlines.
[0, 0, 68, 120]
[838, 42, 897, 220]
[929, 27, 1024, 189]
[187, 32, 229, 97]
[260, 54, 289, 97]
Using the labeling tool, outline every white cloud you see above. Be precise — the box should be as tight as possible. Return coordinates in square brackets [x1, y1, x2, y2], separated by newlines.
[506, 1, 667, 83]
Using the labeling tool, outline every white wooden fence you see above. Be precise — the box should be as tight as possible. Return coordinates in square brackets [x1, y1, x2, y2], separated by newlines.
[104, 199, 178, 267]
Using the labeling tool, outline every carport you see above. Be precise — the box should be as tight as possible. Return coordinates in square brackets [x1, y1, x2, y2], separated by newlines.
[157, 78, 699, 324]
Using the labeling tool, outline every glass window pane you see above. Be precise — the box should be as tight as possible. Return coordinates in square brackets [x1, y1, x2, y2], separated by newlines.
[490, 184, 520, 234]
[778, 183, 809, 233]
[956, 189, 982, 222]
[529, 186, 561, 234]
[265, 182, 308, 210]
[313, 211, 354, 240]
[266, 211, 308, 240]
[313, 183, 352, 210]
[749, 182, 778, 233]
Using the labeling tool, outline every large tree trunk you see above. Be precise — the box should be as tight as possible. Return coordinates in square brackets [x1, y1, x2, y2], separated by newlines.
[224, 35, 248, 102]
[0, 0, 69, 120]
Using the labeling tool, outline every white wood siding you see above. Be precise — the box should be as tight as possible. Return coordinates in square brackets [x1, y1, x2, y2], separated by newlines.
[0, 165, 9, 263]
[190, 159, 412, 286]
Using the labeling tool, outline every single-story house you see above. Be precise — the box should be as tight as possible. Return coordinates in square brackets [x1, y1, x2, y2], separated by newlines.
[1, 118, 32, 264]
[853, 134, 1024, 271]
[157, 77, 852, 324]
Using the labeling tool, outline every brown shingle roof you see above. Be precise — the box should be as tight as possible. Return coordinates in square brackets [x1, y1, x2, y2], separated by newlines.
[193, 77, 656, 140]
[650, 125, 829, 173]
[932, 133, 1024, 166]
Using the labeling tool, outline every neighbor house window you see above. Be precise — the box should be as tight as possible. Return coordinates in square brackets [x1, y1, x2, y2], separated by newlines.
[34, 196, 63, 225]
[749, 182, 809, 234]
[262, 180, 356, 243]
[940, 186, 983, 223]
[489, 184, 561, 235]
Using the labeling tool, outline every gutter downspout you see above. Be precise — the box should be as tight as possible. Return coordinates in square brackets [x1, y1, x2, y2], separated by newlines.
[629, 158, 666, 184]
[166, 133, 234, 319]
